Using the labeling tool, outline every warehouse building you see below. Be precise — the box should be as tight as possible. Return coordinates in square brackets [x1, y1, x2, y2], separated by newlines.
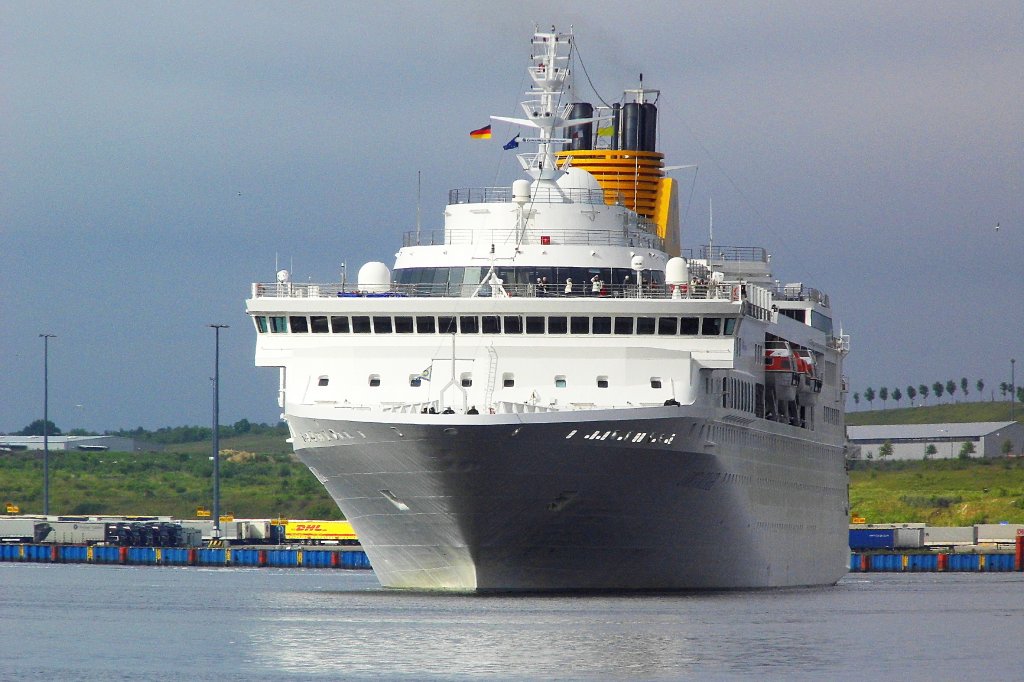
[848, 421, 1024, 461]
[0, 435, 142, 453]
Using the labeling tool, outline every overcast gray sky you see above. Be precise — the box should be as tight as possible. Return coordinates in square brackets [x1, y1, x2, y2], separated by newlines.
[3, 1, 1022, 433]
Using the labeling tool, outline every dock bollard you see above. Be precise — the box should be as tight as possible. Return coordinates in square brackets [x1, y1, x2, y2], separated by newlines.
[1016, 532, 1023, 572]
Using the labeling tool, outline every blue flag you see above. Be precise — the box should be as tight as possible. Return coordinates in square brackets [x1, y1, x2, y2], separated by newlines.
[503, 134, 520, 150]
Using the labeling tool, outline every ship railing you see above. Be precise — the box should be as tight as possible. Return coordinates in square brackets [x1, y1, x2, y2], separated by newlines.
[252, 281, 744, 301]
[683, 245, 768, 263]
[404, 226, 663, 250]
[447, 187, 607, 205]
[770, 282, 830, 307]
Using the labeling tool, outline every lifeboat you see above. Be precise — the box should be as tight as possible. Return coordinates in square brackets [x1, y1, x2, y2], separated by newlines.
[764, 340, 799, 401]
[794, 348, 823, 393]
[764, 340, 796, 374]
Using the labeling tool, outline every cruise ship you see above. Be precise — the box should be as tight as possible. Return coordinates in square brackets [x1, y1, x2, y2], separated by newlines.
[246, 28, 851, 590]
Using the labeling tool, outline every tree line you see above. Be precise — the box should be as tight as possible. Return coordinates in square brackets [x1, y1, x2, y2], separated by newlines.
[852, 377, 1023, 409]
[7, 419, 286, 443]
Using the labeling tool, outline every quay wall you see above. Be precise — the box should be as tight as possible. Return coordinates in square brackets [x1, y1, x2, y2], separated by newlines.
[0, 543, 371, 569]
[2, 541, 1021, 573]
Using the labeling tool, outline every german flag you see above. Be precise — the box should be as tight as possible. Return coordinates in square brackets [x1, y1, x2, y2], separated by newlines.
[469, 124, 492, 139]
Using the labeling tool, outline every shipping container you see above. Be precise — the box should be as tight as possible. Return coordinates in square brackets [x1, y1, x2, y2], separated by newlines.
[849, 528, 896, 550]
[924, 526, 977, 546]
[974, 524, 1024, 544]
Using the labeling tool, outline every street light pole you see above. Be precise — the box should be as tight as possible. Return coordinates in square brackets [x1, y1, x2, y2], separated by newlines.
[40, 334, 56, 515]
[1011, 358, 1016, 421]
[210, 324, 229, 540]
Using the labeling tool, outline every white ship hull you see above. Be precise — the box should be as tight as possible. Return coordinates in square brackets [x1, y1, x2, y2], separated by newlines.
[288, 407, 849, 591]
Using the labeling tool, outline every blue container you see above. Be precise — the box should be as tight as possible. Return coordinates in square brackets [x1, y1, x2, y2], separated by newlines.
[267, 549, 297, 567]
[231, 549, 259, 567]
[985, 554, 1013, 572]
[161, 548, 190, 565]
[340, 551, 371, 569]
[61, 545, 88, 562]
[948, 554, 980, 571]
[26, 544, 52, 562]
[0, 545, 16, 561]
[849, 529, 896, 550]
[304, 550, 331, 568]
[875, 553, 902, 571]
[907, 554, 937, 572]
[197, 548, 226, 566]
[91, 546, 119, 564]
[127, 547, 156, 565]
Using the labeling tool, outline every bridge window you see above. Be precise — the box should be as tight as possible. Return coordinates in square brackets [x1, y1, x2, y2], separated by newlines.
[270, 316, 287, 333]
[657, 317, 677, 335]
[503, 315, 523, 334]
[438, 316, 457, 334]
[680, 317, 699, 335]
[526, 316, 545, 334]
[289, 316, 308, 333]
[331, 316, 350, 333]
[548, 316, 568, 334]
[570, 316, 589, 334]
[701, 317, 722, 335]
[723, 318, 737, 335]
[373, 316, 393, 333]
[636, 317, 656, 335]
[592, 316, 611, 334]
[460, 316, 479, 333]
[310, 316, 329, 333]
[352, 316, 371, 333]
[614, 317, 633, 334]
[416, 316, 435, 333]
[482, 315, 501, 334]
[394, 316, 414, 333]
[254, 316, 268, 333]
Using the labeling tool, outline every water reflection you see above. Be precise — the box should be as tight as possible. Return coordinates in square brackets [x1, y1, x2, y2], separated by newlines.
[246, 583, 838, 678]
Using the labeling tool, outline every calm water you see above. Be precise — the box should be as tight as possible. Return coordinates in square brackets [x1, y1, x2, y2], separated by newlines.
[1, 563, 1021, 680]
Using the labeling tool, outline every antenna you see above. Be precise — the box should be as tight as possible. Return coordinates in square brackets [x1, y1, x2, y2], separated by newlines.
[708, 197, 713, 263]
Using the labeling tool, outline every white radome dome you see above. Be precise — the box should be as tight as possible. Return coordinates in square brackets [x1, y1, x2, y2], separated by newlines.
[556, 167, 602, 191]
[357, 261, 391, 293]
[665, 257, 689, 284]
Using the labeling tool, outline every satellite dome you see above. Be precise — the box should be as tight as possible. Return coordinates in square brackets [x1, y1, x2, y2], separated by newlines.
[357, 261, 391, 293]
[665, 257, 689, 285]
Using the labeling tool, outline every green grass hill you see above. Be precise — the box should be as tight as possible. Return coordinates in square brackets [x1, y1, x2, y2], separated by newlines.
[847, 400, 1020, 426]
[3, 404, 1023, 523]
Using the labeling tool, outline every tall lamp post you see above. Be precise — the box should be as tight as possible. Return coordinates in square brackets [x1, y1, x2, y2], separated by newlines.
[40, 334, 56, 515]
[1011, 358, 1016, 421]
[210, 324, 229, 541]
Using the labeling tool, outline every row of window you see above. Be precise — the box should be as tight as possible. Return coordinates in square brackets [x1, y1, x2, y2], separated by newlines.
[393, 266, 666, 288]
[256, 314, 737, 336]
[332, 373, 669, 389]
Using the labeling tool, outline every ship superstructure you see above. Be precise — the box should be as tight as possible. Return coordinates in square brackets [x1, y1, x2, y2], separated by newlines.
[246, 28, 851, 590]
